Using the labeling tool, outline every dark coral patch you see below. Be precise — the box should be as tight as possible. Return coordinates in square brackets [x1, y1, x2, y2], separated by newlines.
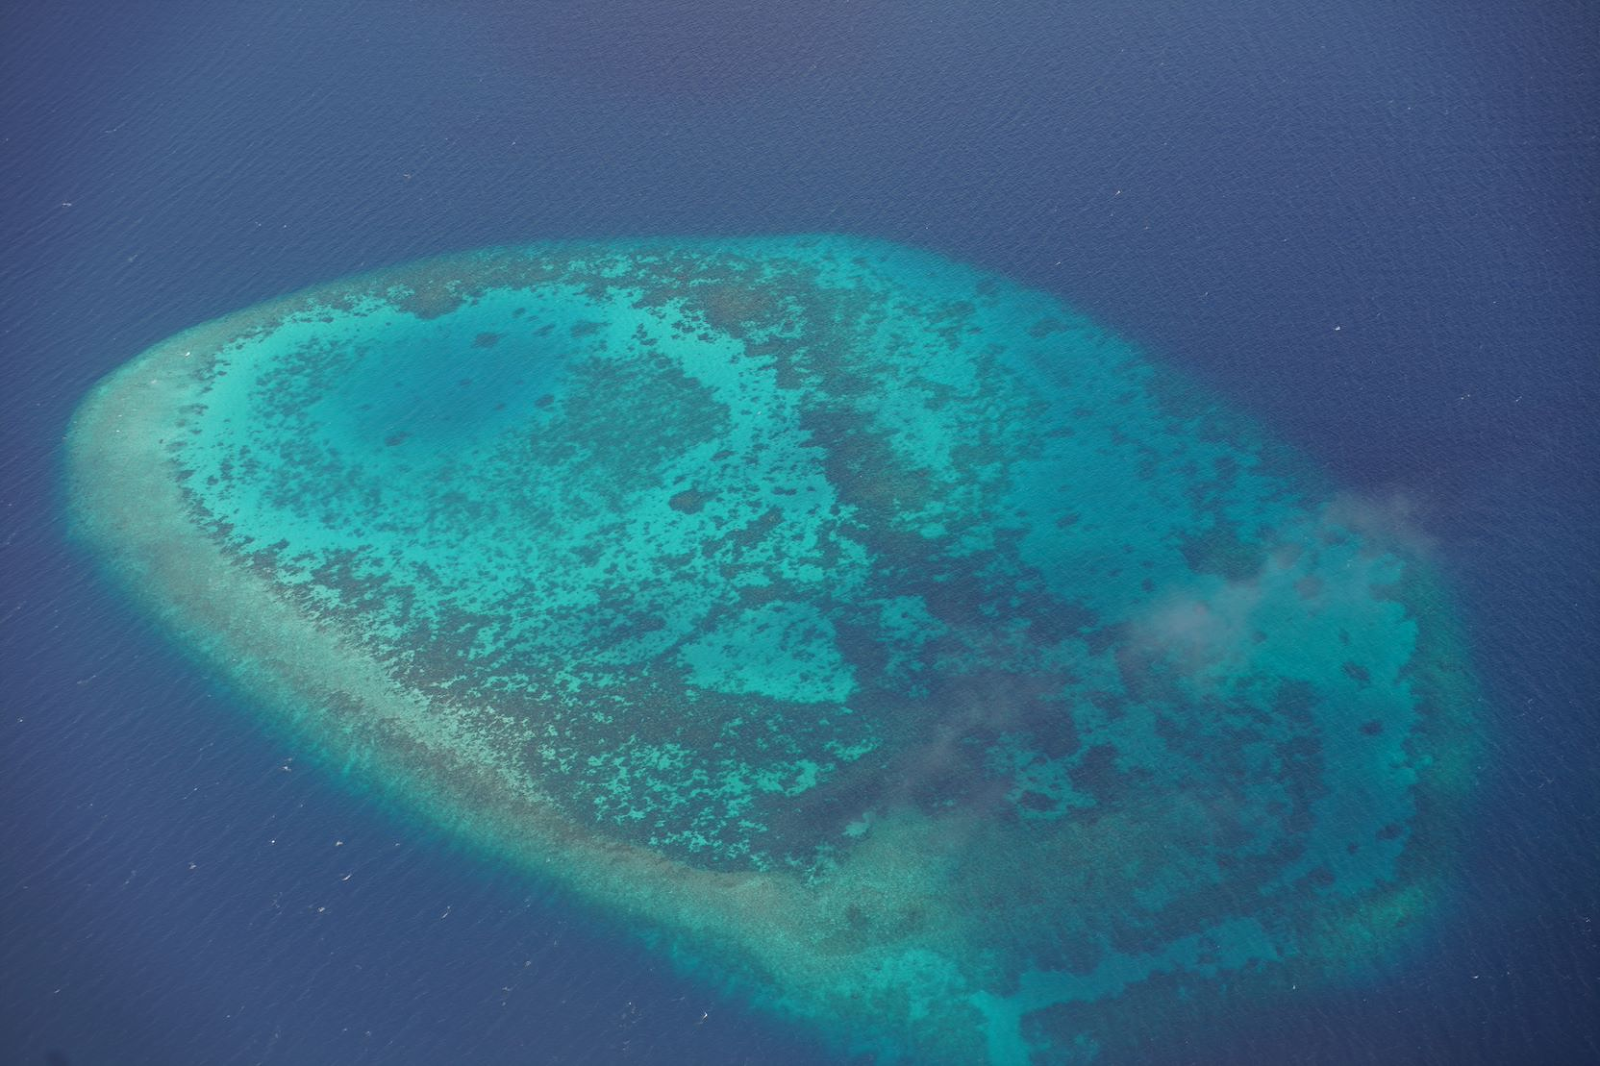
[669, 487, 711, 514]
[1018, 790, 1056, 812]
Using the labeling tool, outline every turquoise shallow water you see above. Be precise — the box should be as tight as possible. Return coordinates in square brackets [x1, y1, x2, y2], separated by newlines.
[67, 236, 1480, 1063]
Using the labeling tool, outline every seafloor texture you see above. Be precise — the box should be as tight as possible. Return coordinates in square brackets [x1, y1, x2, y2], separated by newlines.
[67, 236, 1478, 1063]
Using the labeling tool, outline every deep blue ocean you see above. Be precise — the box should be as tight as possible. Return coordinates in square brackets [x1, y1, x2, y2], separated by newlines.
[2, 2, 1595, 1063]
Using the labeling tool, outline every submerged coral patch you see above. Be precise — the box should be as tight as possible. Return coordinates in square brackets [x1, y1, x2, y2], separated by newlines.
[67, 236, 1478, 1063]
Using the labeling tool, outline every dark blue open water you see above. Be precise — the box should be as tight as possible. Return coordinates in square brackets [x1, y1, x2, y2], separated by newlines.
[2, 2, 1595, 1063]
